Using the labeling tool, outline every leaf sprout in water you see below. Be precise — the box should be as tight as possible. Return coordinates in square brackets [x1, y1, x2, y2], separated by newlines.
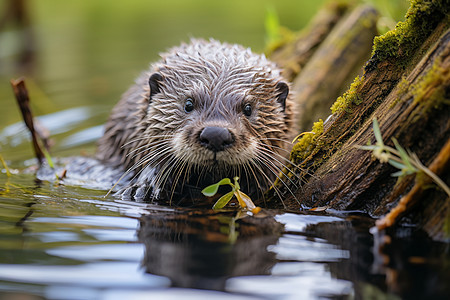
[202, 177, 261, 215]
[358, 119, 450, 197]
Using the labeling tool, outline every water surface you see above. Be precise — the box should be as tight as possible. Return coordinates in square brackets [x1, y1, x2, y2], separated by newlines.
[1, 171, 448, 299]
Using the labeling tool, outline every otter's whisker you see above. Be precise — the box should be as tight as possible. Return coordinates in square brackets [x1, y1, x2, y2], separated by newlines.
[169, 159, 190, 205]
[123, 147, 175, 191]
[255, 143, 310, 184]
[253, 152, 300, 205]
[106, 145, 173, 197]
[157, 151, 189, 203]
[256, 142, 292, 155]
[255, 145, 299, 178]
[249, 159, 288, 209]
[257, 153, 298, 192]
[242, 162, 266, 206]
[127, 139, 171, 158]
[121, 135, 171, 148]
[150, 154, 179, 194]
[128, 146, 172, 175]
[259, 137, 293, 144]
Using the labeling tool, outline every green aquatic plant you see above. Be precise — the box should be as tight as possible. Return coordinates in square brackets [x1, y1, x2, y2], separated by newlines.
[330, 75, 364, 114]
[358, 119, 450, 197]
[0, 153, 11, 177]
[202, 177, 261, 214]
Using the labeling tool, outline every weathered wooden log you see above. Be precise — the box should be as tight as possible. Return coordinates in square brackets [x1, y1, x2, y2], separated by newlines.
[266, 0, 450, 241]
[291, 5, 378, 131]
[269, 1, 351, 81]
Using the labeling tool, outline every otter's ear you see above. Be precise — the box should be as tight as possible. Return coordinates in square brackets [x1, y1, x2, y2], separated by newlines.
[275, 82, 289, 112]
[148, 73, 163, 100]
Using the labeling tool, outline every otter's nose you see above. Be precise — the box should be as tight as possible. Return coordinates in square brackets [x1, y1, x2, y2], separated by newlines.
[199, 126, 234, 152]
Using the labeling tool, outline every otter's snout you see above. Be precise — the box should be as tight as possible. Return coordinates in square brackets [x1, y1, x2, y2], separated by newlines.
[199, 126, 234, 152]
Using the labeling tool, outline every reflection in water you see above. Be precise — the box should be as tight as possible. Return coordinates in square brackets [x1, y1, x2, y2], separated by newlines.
[138, 208, 450, 299]
[0, 0, 36, 75]
[138, 209, 283, 290]
[138, 209, 359, 299]
[371, 227, 450, 299]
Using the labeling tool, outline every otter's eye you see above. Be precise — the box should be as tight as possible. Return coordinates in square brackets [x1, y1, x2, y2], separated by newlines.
[243, 103, 252, 117]
[184, 98, 194, 113]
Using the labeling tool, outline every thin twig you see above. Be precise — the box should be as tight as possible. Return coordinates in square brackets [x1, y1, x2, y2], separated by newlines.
[376, 138, 450, 229]
[10, 77, 45, 164]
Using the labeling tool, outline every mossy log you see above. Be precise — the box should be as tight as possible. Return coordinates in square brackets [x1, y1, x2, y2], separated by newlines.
[266, 0, 450, 241]
[291, 5, 378, 131]
[270, 3, 379, 132]
[269, 1, 352, 81]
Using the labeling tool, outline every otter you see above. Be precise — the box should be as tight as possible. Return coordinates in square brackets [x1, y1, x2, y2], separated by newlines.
[96, 39, 293, 205]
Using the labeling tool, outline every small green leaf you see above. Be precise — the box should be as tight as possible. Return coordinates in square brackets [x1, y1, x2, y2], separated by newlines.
[391, 170, 404, 177]
[201, 184, 219, 197]
[42, 148, 54, 169]
[212, 191, 235, 209]
[201, 178, 232, 197]
[218, 177, 232, 186]
[392, 138, 417, 172]
[388, 159, 406, 170]
[372, 119, 384, 146]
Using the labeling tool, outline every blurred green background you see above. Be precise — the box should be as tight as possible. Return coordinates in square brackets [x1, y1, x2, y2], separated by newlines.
[0, 0, 408, 163]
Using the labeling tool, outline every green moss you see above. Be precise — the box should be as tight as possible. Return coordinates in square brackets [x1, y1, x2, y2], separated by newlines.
[369, 0, 449, 68]
[389, 55, 450, 113]
[291, 119, 324, 163]
[390, 76, 410, 108]
[331, 1, 449, 117]
[397, 76, 410, 95]
[411, 56, 450, 108]
[330, 75, 365, 114]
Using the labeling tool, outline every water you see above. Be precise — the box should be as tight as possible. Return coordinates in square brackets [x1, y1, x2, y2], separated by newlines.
[0, 1, 447, 299]
[0, 171, 448, 299]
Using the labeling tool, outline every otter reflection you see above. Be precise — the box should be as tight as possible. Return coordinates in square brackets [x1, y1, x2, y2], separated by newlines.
[138, 208, 283, 290]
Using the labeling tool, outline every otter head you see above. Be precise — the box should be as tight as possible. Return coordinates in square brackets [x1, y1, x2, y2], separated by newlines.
[137, 41, 293, 198]
[196, 81, 289, 155]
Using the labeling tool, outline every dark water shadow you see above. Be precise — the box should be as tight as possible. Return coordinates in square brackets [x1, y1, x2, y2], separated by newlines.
[138, 208, 283, 291]
[305, 215, 450, 300]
